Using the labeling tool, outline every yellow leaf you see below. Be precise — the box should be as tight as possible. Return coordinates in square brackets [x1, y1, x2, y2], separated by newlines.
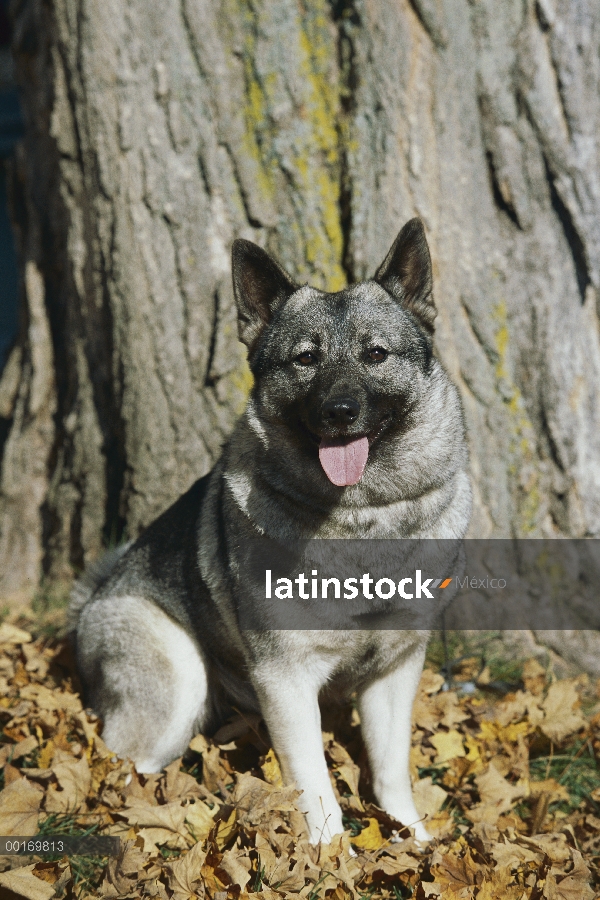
[261, 748, 283, 787]
[352, 817, 384, 850]
[215, 809, 237, 850]
[464, 734, 481, 762]
[430, 730, 466, 764]
[185, 800, 217, 841]
[38, 740, 55, 770]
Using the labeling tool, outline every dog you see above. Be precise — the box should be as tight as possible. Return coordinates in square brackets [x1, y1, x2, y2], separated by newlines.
[71, 218, 471, 845]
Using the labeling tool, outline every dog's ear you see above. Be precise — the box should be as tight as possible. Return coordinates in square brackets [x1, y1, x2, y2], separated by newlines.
[374, 218, 436, 332]
[232, 239, 298, 351]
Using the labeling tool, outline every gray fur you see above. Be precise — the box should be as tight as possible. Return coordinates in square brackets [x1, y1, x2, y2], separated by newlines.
[72, 218, 471, 843]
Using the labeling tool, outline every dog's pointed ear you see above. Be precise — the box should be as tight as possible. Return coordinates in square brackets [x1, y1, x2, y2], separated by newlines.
[232, 239, 298, 350]
[374, 218, 436, 332]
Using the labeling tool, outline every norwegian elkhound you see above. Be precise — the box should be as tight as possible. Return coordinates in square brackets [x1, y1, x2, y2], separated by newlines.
[71, 218, 471, 844]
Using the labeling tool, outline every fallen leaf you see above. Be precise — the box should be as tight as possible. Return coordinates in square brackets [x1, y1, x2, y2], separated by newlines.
[413, 777, 448, 823]
[188, 733, 209, 754]
[261, 748, 283, 787]
[185, 799, 218, 841]
[466, 763, 528, 825]
[220, 846, 252, 889]
[352, 817, 384, 850]
[45, 750, 91, 813]
[430, 730, 465, 763]
[541, 680, 587, 742]
[0, 864, 55, 900]
[530, 778, 570, 802]
[167, 840, 207, 899]
[120, 798, 187, 833]
[215, 808, 237, 849]
[0, 734, 38, 766]
[420, 669, 445, 695]
[0, 777, 44, 835]
[0, 623, 32, 644]
[102, 838, 149, 896]
[161, 758, 204, 802]
[542, 849, 594, 900]
[522, 658, 546, 696]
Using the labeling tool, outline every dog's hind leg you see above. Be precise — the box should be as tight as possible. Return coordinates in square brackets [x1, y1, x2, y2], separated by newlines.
[77, 596, 209, 773]
[357, 641, 431, 843]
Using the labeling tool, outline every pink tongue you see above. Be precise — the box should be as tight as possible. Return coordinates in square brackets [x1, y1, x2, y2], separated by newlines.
[319, 436, 369, 486]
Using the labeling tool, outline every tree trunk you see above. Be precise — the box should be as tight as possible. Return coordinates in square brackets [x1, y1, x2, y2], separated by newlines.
[1, 0, 600, 627]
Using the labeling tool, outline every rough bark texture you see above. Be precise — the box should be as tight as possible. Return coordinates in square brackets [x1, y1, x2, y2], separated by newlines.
[1, 0, 600, 662]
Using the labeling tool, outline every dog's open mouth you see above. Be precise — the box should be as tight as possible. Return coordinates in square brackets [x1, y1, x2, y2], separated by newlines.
[301, 415, 391, 487]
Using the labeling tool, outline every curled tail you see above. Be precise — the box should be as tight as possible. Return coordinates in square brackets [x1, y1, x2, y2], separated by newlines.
[68, 542, 133, 632]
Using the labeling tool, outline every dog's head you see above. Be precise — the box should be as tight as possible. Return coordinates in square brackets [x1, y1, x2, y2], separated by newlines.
[232, 219, 437, 488]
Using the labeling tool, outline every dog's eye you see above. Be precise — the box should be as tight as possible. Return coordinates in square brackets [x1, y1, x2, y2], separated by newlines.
[367, 347, 388, 363]
[295, 351, 318, 366]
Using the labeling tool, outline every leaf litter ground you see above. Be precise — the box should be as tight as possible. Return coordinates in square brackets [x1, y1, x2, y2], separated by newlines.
[0, 621, 599, 899]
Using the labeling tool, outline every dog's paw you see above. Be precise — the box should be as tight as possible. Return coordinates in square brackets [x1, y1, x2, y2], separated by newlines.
[411, 822, 433, 848]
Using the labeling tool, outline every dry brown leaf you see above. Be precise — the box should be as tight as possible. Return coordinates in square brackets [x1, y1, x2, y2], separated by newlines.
[522, 658, 546, 695]
[0, 623, 32, 644]
[45, 750, 91, 813]
[413, 776, 448, 824]
[19, 683, 82, 714]
[220, 846, 252, 889]
[477, 874, 525, 900]
[466, 763, 528, 825]
[120, 798, 187, 833]
[167, 840, 207, 899]
[529, 778, 570, 802]
[0, 734, 38, 767]
[0, 864, 55, 900]
[430, 845, 479, 889]
[436, 692, 470, 729]
[188, 733, 209, 754]
[419, 669, 445, 695]
[138, 827, 189, 851]
[102, 838, 149, 897]
[515, 832, 571, 865]
[200, 743, 230, 793]
[0, 776, 44, 835]
[541, 849, 593, 900]
[161, 758, 204, 802]
[541, 680, 587, 742]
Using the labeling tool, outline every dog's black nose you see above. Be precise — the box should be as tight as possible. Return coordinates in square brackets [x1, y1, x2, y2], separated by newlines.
[322, 397, 361, 426]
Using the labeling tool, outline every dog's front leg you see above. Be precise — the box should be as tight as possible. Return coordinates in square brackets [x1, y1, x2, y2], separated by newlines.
[357, 641, 430, 843]
[252, 666, 343, 844]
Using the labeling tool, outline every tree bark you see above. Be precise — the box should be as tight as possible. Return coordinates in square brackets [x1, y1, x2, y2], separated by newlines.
[1, 0, 600, 634]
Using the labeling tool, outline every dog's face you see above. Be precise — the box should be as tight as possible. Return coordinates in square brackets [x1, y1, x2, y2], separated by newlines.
[232, 219, 437, 487]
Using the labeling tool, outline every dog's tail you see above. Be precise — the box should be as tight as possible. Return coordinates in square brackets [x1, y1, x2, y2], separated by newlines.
[68, 542, 133, 633]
